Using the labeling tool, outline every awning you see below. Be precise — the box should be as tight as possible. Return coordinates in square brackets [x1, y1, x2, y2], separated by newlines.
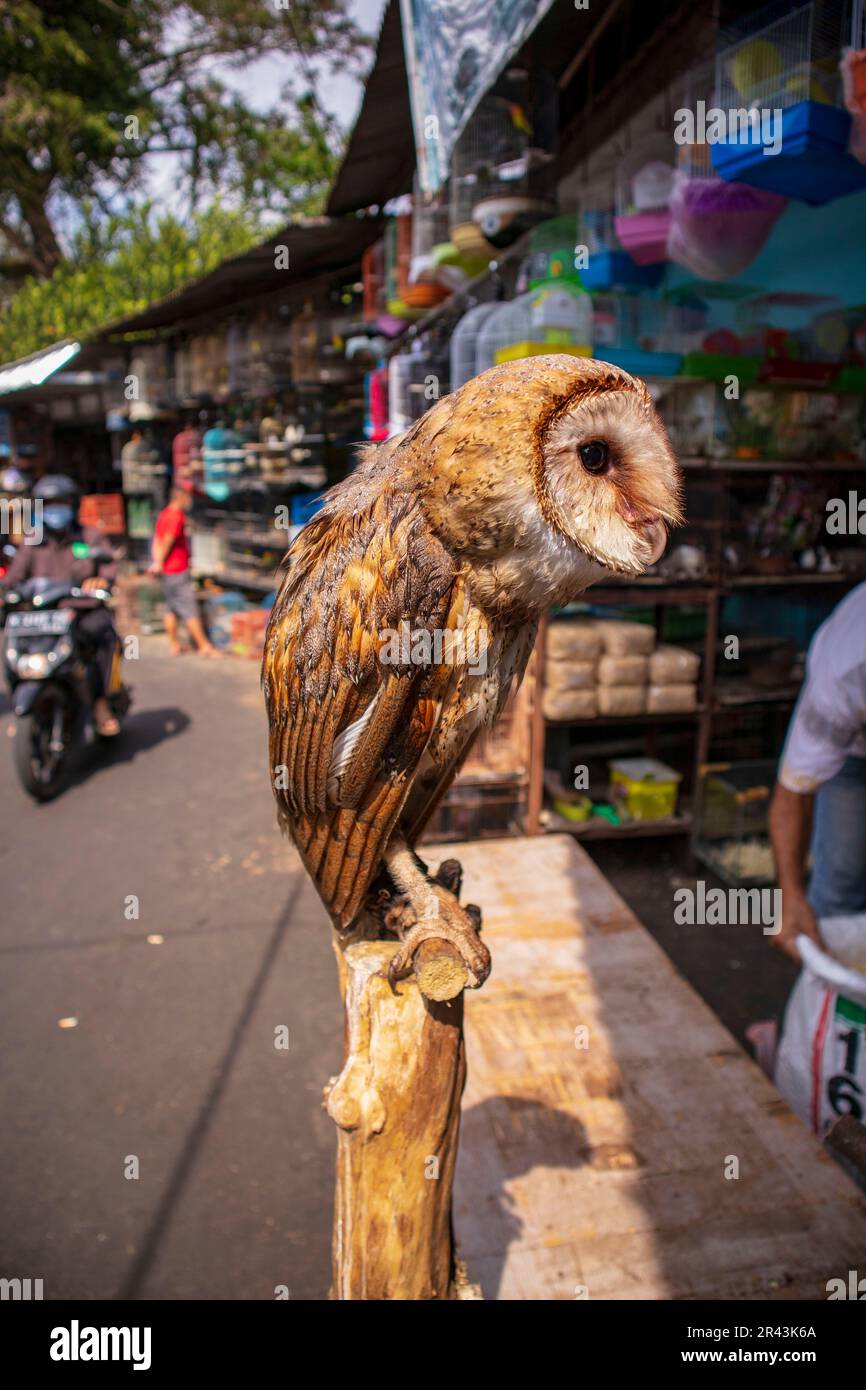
[326, 0, 415, 216]
[99, 216, 382, 339]
[0, 341, 81, 398]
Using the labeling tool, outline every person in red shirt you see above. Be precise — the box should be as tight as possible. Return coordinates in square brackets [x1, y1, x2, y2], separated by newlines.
[149, 484, 217, 656]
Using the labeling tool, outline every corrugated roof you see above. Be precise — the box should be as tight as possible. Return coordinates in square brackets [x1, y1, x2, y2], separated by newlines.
[100, 216, 382, 338]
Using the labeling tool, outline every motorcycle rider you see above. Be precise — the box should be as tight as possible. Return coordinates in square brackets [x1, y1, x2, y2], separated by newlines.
[4, 474, 121, 736]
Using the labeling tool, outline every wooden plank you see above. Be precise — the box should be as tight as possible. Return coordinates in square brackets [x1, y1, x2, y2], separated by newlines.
[447, 834, 866, 1300]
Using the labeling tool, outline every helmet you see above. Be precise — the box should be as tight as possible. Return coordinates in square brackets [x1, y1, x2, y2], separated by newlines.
[32, 474, 80, 503]
[32, 474, 79, 535]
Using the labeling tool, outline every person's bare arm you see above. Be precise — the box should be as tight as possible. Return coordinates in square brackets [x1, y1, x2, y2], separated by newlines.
[769, 783, 822, 960]
[149, 521, 174, 574]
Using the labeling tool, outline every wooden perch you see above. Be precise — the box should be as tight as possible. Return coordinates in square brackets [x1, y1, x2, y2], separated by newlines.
[326, 940, 466, 1299]
[325, 857, 486, 1299]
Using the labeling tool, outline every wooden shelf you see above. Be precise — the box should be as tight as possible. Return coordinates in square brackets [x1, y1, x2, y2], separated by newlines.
[714, 680, 801, 709]
[545, 707, 703, 727]
[681, 456, 865, 473]
[584, 582, 715, 605]
[542, 810, 692, 840]
[727, 570, 853, 588]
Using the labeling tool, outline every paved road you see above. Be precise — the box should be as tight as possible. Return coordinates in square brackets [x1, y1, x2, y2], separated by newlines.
[0, 639, 341, 1300]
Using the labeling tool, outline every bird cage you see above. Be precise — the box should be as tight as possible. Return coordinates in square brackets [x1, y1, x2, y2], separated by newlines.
[226, 321, 250, 395]
[474, 282, 592, 372]
[387, 344, 443, 434]
[362, 239, 386, 322]
[407, 176, 452, 304]
[668, 63, 787, 279]
[474, 293, 534, 375]
[526, 215, 585, 288]
[614, 129, 676, 264]
[189, 334, 229, 397]
[383, 207, 420, 320]
[290, 301, 321, 382]
[387, 351, 414, 435]
[364, 364, 389, 441]
[577, 180, 663, 291]
[712, 0, 866, 203]
[449, 71, 558, 253]
[450, 302, 501, 390]
[591, 293, 685, 376]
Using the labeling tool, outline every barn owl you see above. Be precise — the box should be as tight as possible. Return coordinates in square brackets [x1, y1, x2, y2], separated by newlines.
[263, 355, 682, 988]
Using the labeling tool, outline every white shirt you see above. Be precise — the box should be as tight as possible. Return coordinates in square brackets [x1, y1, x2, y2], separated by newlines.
[779, 580, 866, 794]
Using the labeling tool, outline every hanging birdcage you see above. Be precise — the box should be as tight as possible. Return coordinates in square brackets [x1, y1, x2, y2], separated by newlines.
[290, 301, 321, 383]
[450, 71, 558, 253]
[668, 62, 787, 280]
[450, 302, 501, 390]
[712, 0, 866, 203]
[590, 293, 685, 377]
[364, 364, 389, 441]
[398, 179, 450, 312]
[577, 178, 664, 292]
[383, 206, 425, 321]
[614, 129, 676, 265]
[362, 239, 386, 323]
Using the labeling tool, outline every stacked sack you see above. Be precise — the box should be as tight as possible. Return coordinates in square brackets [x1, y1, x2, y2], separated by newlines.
[543, 618, 700, 719]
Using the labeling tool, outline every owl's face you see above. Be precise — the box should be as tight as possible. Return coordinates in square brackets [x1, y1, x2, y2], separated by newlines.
[537, 385, 683, 578]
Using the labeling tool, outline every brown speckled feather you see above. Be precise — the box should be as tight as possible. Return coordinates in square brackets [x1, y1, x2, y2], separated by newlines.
[262, 479, 489, 930]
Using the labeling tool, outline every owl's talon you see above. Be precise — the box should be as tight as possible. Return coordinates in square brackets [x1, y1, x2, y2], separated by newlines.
[386, 893, 490, 993]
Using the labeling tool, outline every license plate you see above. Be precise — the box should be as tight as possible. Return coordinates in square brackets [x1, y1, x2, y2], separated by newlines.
[6, 610, 72, 635]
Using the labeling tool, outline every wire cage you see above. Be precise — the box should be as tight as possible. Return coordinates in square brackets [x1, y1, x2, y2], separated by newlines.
[712, 0, 866, 203]
[408, 177, 453, 308]
[474, 292, 534, 375]
[383, 207, 420, 320]
[289, 300, 321, 383]
[449, 301, 501, 390]
[449, 70, 558, 253]
[362, 239, 386, 323]
[576, 180, 663, 292]
[614, 130, 676, 265]
[716, 0, 848, 115]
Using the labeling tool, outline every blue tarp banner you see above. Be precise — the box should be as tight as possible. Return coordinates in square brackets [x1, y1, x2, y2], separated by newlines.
[399, 0, 556, 193]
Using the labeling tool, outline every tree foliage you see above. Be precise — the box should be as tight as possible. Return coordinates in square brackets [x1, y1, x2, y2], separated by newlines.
[0, 204, 262, 361]
[0, 0, 369, 278]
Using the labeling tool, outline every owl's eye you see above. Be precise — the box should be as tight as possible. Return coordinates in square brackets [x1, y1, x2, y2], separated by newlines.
[579, 440, 609, 475]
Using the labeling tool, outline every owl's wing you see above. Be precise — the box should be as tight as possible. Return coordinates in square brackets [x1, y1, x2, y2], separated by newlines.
[263, 491, 473, 929]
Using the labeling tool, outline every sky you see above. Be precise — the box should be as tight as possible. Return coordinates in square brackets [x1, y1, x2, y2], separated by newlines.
[144, 0, 388, 213]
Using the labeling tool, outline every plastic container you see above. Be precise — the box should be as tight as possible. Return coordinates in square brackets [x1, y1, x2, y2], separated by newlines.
[609, 757, 682, 821]
[580, 251, 664, 292]
[710, 100, 866, 205]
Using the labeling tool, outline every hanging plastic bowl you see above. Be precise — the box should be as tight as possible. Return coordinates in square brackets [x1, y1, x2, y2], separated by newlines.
[667, 177, 786, 280]
[710, 101, 866, 207]
[613, 210, 672, 265]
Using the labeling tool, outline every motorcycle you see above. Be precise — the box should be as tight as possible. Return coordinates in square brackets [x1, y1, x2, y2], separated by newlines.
[3, 575, 132, 800]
